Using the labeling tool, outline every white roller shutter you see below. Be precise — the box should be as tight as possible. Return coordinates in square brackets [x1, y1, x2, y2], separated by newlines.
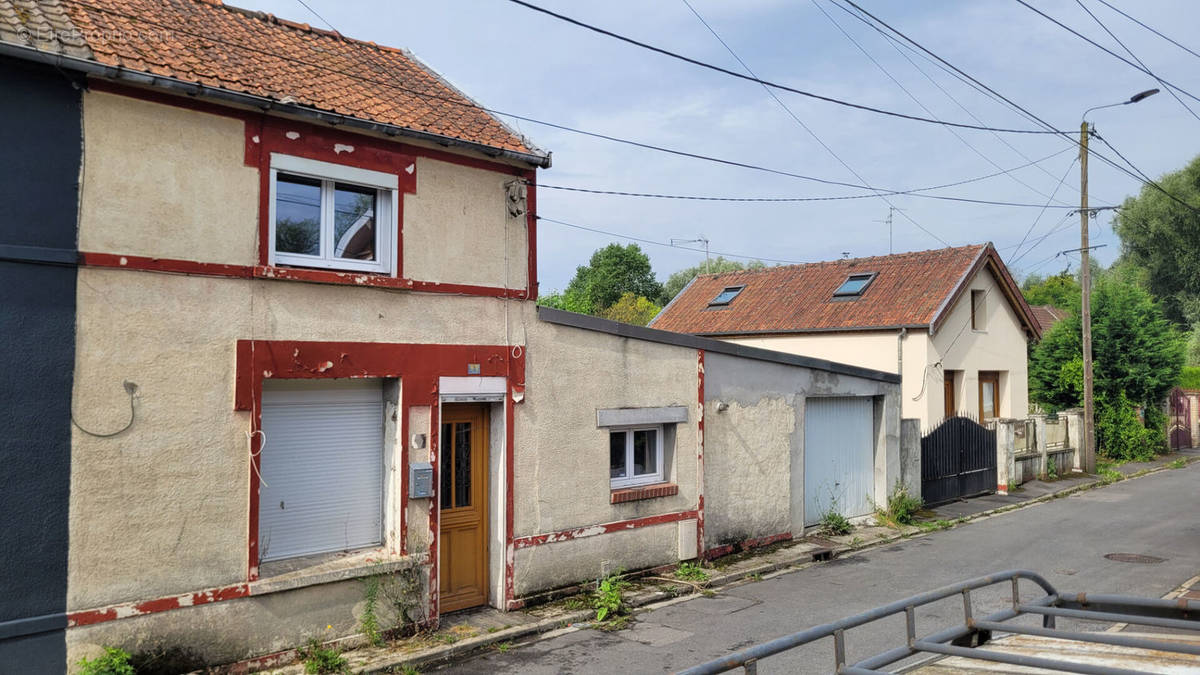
[259, 379, 384, 561]
[803, 397, 875, 526]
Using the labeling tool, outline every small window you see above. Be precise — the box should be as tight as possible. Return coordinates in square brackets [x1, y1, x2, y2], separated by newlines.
[270, 154, 398, 274]
[971, 290, 987, 330]
[833, 273, 876, 297]
[708, 286, 744, 307]
[609, 426, 663, 488]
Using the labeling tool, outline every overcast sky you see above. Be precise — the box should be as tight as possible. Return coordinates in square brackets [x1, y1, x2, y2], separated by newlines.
[237, 0, 1200, 293]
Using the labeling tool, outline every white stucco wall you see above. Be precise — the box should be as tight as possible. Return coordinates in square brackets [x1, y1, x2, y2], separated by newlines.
[726, 332, 900, 374]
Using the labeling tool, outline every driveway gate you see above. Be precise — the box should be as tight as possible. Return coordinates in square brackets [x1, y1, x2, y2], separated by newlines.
[1169, 387, 1192, 451]
[921, 415, 997, 506]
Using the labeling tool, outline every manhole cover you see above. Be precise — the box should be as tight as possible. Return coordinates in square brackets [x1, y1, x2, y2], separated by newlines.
[1104, 552, 1166, 564]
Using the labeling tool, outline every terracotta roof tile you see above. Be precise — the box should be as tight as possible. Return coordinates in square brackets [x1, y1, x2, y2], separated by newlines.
[0, 0, 542, 158]
[653, 244, 1033, 335]
[1030, 304, 1068, 333]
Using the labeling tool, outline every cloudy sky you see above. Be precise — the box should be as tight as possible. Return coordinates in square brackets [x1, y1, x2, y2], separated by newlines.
[238, 0, 1200, 293]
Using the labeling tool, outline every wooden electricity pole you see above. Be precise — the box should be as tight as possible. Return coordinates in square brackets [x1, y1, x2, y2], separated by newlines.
[1079, 120, 1096, 473]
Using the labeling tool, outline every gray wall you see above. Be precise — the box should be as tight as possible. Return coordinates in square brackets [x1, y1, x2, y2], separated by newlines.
[702, 351, 900, 549]
[0, 57, 82, 670]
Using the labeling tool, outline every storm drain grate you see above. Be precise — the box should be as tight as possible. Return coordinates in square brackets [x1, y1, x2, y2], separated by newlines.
[1104, 552, 1166, 564]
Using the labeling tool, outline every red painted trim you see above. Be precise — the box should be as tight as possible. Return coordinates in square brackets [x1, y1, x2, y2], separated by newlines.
[427, 399, 441, 623]
[511, 510, 699, 551]
[79, 252, 530, 298]
[68, 583, 250, 628]
[702, 532, 793, 562]
[235, 340, 525, 591]
[503, 384, 517, 610]
[696, 349, 706, 557]
[525, 172, 538, 300]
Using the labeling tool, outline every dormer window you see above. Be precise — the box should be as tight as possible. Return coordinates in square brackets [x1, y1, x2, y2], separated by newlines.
[708, 285, 744, 307]
[833, 273, 876, 298]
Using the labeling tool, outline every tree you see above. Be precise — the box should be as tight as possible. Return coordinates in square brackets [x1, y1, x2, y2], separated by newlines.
[537, 288, 594, 314]
[1021, 270, 1080, 311]
[563, 244, 663, 312]
[1112, 153, 1200, 326]
[660, 257, 764, 305]
[598, 292, 661, 326]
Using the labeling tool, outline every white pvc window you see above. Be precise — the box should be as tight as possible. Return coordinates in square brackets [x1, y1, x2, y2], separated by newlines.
[609, 425, 664, 488]
[269, 154, 398, 274]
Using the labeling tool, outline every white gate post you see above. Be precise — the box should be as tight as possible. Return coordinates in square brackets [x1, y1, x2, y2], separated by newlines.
[994, 419, 1015, 495]
[1063, 408, 1083, 472]
[1031, 412, 1048, 480]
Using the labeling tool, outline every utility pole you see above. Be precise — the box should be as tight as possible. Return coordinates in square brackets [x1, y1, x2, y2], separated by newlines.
[1079, 119, 1096, 474]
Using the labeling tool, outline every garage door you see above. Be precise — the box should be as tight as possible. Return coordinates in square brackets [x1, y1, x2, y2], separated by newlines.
[803, 397, 875, 526]
[259, 379, 384, 562]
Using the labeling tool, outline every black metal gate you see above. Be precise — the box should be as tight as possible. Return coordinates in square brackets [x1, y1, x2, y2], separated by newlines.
[921, 415, 997, 506]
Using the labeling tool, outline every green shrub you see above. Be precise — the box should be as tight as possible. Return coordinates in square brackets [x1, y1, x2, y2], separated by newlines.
[78, 647, 135, 675]
[1181, 365, 1200, 389]
[1097, 392, 1158, 462]
[819, 509, 852, 536]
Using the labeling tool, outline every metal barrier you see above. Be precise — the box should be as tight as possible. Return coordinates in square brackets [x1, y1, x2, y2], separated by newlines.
[677, 569, 1200, 674]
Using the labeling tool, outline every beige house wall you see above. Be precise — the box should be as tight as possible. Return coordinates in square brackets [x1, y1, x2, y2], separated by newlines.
[726, 332, 900, 374]
[78, 91, 529, 289]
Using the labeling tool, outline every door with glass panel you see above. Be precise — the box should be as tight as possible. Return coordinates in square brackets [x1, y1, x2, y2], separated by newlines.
[439, 405, 489, 612]
[978, 371, 1000, 420]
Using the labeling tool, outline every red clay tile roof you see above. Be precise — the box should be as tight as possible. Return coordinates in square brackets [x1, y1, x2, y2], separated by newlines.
[652, 243, 1040, 338]
[1030, 304, 1068, 333]
[1, 0, 543, 159]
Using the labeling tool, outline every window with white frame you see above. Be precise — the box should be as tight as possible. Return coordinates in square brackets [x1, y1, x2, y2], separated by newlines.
[269, 154, 398, 274]
[609, 425, 664, 488]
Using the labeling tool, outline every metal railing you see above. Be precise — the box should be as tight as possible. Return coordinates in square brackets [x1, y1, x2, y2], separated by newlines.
[677, 569, 1200, 674]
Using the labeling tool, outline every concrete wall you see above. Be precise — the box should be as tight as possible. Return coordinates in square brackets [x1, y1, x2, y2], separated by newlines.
[513, 319, 700, 596]
[932, 265, 1031, 425]
[78, 91, 529, 289]
[702, 351, 901, 544]
[0, 57, 81, 671]
[727, 332, 899, 375]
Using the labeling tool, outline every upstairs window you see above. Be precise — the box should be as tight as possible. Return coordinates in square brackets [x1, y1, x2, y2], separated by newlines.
[833, 272, 876, 298]
[269, 154, 398, 274]
[971, 290, 987, 330]
[708, 285, 744, 307]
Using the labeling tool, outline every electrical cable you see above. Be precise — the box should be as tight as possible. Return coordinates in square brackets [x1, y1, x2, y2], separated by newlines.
[1074, 0, 1200, 123]
[72, 382, 137, 438]
[1008, 156, 1079, 263]
[1093, 0, 1200, 63]
[503, 0, 1063, 134]
[537, 215, 807, 265]
[680, 0, 947, 246]
[1013, 0, 1200, 107]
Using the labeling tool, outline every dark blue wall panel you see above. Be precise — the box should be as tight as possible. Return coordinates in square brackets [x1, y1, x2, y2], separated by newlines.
[0, 56, 81, 671]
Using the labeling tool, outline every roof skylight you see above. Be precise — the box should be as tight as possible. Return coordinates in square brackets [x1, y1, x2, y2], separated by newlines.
[708, 285, 744, 307]
[833, 273, 876, 298]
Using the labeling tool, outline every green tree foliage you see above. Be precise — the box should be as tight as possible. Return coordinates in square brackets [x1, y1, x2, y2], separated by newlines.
[660, 256, 764, 305]
[537, 287, 594, 315]
[1112, 153, 1200, 326]
[598, 292, 662, 326]
[563, 244, 663, 312]
[1096, 391, 1160, 462]
[1021, 270, 1080, 311]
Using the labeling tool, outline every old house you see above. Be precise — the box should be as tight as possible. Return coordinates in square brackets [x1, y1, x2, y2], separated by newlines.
[653, 244, 1043, 428]
[0, 0, 902, 670]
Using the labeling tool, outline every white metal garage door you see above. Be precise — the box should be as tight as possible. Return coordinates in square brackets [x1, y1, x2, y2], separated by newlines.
[803, 397, 875, 526]
[259, 379, 384, 562]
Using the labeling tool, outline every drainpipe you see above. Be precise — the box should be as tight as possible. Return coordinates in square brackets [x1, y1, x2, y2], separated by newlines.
[897, 327, 907, 377]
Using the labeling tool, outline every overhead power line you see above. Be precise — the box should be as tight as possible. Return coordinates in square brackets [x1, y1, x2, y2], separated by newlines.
[504, 0, 1063, 134]
[1009, 156, 1079, 264]
[1094, 0, 1200, 62]
[680, 0, 947, 246]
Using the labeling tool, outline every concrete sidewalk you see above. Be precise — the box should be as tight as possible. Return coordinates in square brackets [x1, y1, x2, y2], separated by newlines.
[259, 447, 1200, 674]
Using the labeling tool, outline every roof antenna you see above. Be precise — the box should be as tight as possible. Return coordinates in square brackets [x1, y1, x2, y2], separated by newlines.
[873, 207, 903, 254]
[841, 251, 851, 259]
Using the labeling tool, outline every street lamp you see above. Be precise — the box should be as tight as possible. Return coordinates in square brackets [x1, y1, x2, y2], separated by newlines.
[1077, 88, 1158, 474]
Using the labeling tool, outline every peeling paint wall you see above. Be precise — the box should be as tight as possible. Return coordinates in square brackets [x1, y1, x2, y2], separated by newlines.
[703, 351, 900, 543]
[513, 319, 699, 594]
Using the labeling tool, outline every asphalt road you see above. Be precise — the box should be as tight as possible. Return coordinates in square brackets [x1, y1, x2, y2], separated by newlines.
[438, 463, 1200, 674]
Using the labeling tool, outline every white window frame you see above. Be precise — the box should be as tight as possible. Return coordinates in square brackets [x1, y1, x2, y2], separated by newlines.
[609, 424, 664, 489]
[268, 153, 399, 274]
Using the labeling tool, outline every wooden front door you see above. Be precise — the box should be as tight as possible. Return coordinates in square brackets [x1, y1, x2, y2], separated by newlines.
[439, 404, 489, 613]
[943, 371, 956, 419]
[978, 371, 1000, 420]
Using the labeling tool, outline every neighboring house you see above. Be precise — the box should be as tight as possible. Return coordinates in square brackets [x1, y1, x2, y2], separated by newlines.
[1030, 304, 1069, 334]
[0, 1, 902, 670]
[653, 244, 1043, 428]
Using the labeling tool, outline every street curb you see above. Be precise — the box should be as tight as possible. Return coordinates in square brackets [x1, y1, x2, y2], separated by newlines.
[299, 454, 1199, 673]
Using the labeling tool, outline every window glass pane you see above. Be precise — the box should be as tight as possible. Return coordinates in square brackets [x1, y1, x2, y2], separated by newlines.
[834, 274, 873, 296]
[454, 423, 471, 508]
[610, 431, 627, 479]
[275, 173, 322, 256]
[632, 429, 657, 476]
[982, 382, 996, 418]
[709, 287, 742, 306]
[440, 422, 452, 510]
[333, 183, 377, 261]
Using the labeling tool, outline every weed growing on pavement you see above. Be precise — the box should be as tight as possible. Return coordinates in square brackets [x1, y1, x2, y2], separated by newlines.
[916, 519, 953, 533]
[849, 535, 863, 547]
[77, 647, 135, 675]
[1098, 467, 1123, 484]
[361, 575, 383, 647]
[592, 573, 631, 625]
[1168, 458, 1187, 469]
[744, 572, 763, 582]
[874, 481, 923, 528]
[495, 641, 515, 653]
[819, 509, 853, 536]
[359, 560, 425, 644]
[297, 640, 349, 675]
[391, 666, 420, 675]
[701, 589, 716, 597]
[1046, 458, 1058, 480]
[674, 562, 709, 582]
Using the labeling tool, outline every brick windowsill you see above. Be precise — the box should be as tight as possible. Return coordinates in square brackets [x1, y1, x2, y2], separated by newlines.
[610, 483, 679, 504]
